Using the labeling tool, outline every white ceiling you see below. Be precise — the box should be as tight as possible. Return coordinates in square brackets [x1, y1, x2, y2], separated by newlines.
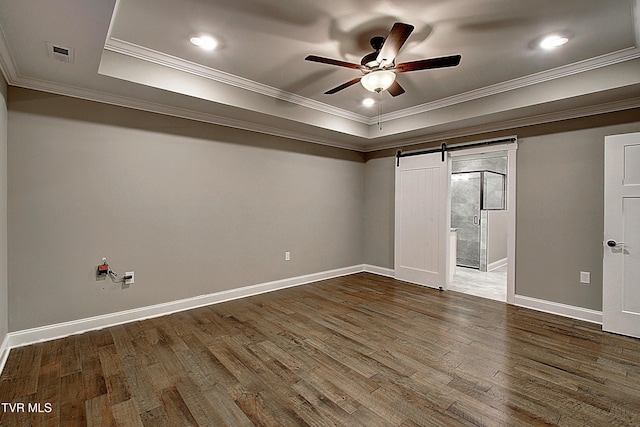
[1, 0, 639, 151]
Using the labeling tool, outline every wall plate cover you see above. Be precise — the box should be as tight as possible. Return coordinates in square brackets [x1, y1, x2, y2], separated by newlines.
[580, 271, 590, 284]
[124, 271, 134, 285]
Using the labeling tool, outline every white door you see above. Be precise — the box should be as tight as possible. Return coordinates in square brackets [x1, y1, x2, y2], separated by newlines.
[395, 153, 450, 288]
[603, 132, 640, 338]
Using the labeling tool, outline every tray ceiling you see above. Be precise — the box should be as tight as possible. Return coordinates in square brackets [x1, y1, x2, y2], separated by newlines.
[1, 0, 639, 151]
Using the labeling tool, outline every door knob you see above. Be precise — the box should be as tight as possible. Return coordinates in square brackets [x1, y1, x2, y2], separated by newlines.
[607, 240, 625, 247]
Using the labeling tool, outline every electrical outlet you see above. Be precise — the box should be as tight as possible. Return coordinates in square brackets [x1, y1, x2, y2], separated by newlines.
[580, 271, 590, 284]
[285, 251, 291, 261]
[124, 271, 134, 285]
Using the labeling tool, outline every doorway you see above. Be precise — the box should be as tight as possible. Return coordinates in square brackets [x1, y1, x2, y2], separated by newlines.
[447, 145, 516, 304]
[393, 139, 517, 304]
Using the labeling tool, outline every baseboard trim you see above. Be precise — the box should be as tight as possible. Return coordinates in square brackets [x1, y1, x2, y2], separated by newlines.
[488, 258, 508, 271]
[1, 266, 606, 376]
[363, 264, 395, 277]
[0, 334, 10, 375]
[514, 294, 602, 324]
[7, 265, 366, 350]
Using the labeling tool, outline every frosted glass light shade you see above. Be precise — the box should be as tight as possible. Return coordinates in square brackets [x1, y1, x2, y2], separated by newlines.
[361, 70, 396, 92]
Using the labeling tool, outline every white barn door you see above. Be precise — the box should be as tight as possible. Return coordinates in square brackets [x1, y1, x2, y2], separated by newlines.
[603, 132, 640, 338]
[395, 153, 450, 288]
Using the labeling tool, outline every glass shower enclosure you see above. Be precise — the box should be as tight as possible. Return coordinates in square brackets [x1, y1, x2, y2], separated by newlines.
[451, 170, 506, 270]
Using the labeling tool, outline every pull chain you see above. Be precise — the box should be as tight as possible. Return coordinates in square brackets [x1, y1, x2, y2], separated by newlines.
[377, 90, 383, 131]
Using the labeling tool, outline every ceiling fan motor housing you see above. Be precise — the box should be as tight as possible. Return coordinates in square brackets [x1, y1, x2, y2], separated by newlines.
[361, 36, 386, 67]
[361, 51, 380, 67]
[370, 36, 385, 50]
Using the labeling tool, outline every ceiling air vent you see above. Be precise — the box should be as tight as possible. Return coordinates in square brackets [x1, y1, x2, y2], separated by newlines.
[47, 42, 74, 63]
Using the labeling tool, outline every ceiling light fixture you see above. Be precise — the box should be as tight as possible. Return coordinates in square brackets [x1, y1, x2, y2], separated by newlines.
[361, 70, 396, 93]
[539, 33, 570, 49]
[190, 35, 218, 51]
[362, 98, 375, 107]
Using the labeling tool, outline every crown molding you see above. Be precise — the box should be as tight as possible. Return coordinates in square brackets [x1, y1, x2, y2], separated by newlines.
[104, 37, 371, 125]
[0, 24, 18, 83]
[7, 73, 364, 151]
[365, 96, 640, 152]
[376, 46, 640, 125]
[5, 69, 640, 154]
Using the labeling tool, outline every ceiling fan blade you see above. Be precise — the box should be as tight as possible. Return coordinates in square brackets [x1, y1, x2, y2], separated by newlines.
[376, 22, 415, 66]
[305, 55, 363, 70]
[395, 55, 462, 73]
[387, 80, 405, 97]
[324, 77, 362, 94]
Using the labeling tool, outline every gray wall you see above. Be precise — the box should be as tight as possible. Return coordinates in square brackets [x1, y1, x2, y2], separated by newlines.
[516, 123, 640, 310]
[364, 116, 640, 312]
[6, 86, 640, 332]
[363, 157, 395, 269]
[0, 78, 7, 342]
[8, 88, 365, 331]
[487, 210, 508, 265]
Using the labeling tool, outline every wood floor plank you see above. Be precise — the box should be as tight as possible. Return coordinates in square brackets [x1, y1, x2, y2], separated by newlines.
[291, 379, 365, 427]
[110, 399, 143, 427]
[175, 377, 243, 427]
[121, 355, 160, 414]
[200, 382, 255, 426]
[80, 353, 107, 402]
[2, 343, 43, 399]
[207, 339, 299, 426]
[34, 356, 62, 425]
[2, 272, 640, 426]
[59, 371, 86, 426]
[138, 406, 170, 427]
[85, 394, 115, 427]
[158, 386, 199, 426]
[97, 345, 131, 406]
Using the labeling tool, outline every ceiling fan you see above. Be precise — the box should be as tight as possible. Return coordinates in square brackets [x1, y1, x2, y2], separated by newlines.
[305, 22, 461, 96]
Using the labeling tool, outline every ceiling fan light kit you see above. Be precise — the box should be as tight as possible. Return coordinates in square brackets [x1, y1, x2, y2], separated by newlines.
[361, 70, 396, 93]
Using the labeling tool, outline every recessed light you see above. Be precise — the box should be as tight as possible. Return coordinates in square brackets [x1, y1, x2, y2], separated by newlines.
[362, 98, 375, 107]
[540, 34, 570, 49]
[190, 35, 218, 51]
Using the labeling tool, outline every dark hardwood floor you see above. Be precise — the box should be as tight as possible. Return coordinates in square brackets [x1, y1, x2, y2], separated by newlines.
[1, 272, 640, 426]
